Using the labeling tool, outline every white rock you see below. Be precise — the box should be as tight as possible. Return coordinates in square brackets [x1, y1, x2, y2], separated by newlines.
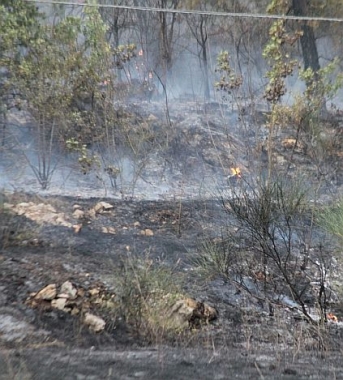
[34, 284, 57, 300]
[93, 201, 114, 214]
[73, 209, 85, 219]
[140, 229, 154, 236]
[51, 298, 67, 310]
[59, 281, 77, 299]
[84, 313, 106, 332]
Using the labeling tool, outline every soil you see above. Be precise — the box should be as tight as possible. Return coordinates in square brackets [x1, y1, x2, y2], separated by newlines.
[2, 99, 343, 379]
[1, 193, 343, 379]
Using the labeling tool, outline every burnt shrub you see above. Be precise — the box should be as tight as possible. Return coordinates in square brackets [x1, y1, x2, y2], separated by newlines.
[194, 177, 334, 324]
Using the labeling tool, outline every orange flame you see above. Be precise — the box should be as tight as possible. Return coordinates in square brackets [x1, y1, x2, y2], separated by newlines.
[327, 313, 338, 322]
[230, 167, 241, 178]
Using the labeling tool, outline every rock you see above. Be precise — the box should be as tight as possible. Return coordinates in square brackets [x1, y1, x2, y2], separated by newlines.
[168, 298, 217, 329]
[281, 138, 304, 152]
[133, 221, 141, 227]
[73, 224, 82, 234]
[73, 209, 85, 219]
[8, 202, 72, 227]
[140, 229, 154, 236]
[203, 304, 218, 320]
[84, 313, 106, 332]
[255, 355, 277, 369]
[16, 202, 32, 214]
[59, 281, 77, 300]
[51, 298, 67, 310]
[87, 208, 96, 219]
[71, 307, 80, 316]
[34, 284, 57, 300]
[89, 288, 100, 297]
[169, 299, 196, 329]
[147, 114, 158, 121]
[101, 226, 116, 234]
[275, 154, 287, 165]
[93, 201, 114, 214]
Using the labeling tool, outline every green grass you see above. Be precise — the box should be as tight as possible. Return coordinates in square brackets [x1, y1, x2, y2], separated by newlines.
[317, 199, 343, 242]
[115, 251, 188, 342]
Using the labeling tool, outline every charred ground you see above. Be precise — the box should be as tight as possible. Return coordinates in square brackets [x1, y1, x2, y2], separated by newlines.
[1, 191, 343, 379]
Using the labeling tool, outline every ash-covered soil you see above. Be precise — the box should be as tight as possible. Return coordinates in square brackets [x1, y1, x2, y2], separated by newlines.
[2, 98, 343, 378]
[1, 193, 343, 379]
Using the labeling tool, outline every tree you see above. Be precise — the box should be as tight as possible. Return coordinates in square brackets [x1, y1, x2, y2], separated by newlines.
[267, 0, 321, 83]
[98, 0, 132, 81]
[291, 0, 320, 75]
[0, 0, 41, 145]
[156, 0, 180, 91]
[2, 4, 115, 188]
[185, 11, 211, 99]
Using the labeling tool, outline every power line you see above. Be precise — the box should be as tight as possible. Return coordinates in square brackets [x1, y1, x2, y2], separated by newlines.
[25, 0, 343, 24]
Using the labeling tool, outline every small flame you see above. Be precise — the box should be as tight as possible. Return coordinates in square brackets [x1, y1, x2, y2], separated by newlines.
[230, 167, 241, 178]
[138, 49, 144, 56]
[327, 313, 338, 322]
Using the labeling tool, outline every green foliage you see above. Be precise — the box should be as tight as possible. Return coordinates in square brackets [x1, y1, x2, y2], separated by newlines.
[262, 20, 300, 103]
[215, 51, 243, 93]
[0, 3, 137, 187]
[318, 200, 343, 243]
[113, 44, 137, 67]
[192, 238, 243, 281]
[300, 59, 343, 113]
[0, 195, 37, 248]
[117, 253, 187, 341]
[281, 60, 343, 165]
[261, 19, 302, 183]
[66, 138, 100, 174]
[0, 0, 41, 56]
[266, 0, 289, 14]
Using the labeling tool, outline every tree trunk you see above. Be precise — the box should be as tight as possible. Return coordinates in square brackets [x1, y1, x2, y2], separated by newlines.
[158, 0, 178, 91]
[199, 17, 210, 100]
[292, 0, 327, 115]
[292, 0, 320, 74]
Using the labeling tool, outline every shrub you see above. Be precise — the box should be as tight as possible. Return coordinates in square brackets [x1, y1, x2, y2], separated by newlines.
[116, 252, 187, 342]
[194, 177, 332, 323]
[317, 199, 343, 243]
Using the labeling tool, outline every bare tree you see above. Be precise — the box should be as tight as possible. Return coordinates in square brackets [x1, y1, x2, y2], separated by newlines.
[156, 0, 180, 90]
[98, 0, 132, 81]
[186, 14, 211, 99]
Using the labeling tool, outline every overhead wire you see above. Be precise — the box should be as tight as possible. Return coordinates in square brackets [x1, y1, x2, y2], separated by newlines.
[24, 0, 343, 24]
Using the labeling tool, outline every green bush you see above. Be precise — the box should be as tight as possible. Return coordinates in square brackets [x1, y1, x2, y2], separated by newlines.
[116, 252, 187, 342]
